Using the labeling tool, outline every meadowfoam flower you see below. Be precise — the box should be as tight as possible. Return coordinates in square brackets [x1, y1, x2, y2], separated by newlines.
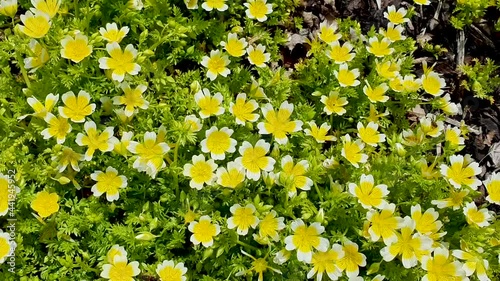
[19, 10, 51, 38]
[277, 155, 313, 197]
[436, 94, 459, 115]
[380, 23, 406, 42]
[58, 90, 95, 123]
[183, 154, 217, 189]
[365, 104, 389, 123]
[421, 247, 467, 281]
[184, 0, 198, 9]
[31, 191, 59, 218]
[411, 204, 443, 236]
[127, 131, 170, 178]
[420, 114, 444, 137]
[432, 189, 469, 210]
[184, 115, 203, 133]
[216, 161, 245, 188]
[31, 0, 60, 18]
[106, 245, 127, 264]
[414, 0, 431, 5]
[0, 175, 10, 216]
[418, 158, 440, 180]
[376, 59, 400, 79]
[0, 0, 17, 18]
[445, 125, 464, 147]
[156, 260, 188, 281]
[318, 21, 341, 45]
[357, 122, 385, 147]
[101, 255, 140, 281]
[401, 75, 421, 92]
[422, 69, 446, 96]
[200, 126, 237, 160]
[201, 50, 230, 80]
[484, 173, 500, 204]
[366, 37, 394, 57]
[244, 0, 272, 22]
[91, 167, 127, 202]
[348, 174, 389, 210]
[334, 63, 360, 87]
[304, 121, 335, 143]
[229, 93, 259, 125]
[325, 41, 355, 64]
[55, 146, 83, 172]
[341, 134, 368, 168]
[452, 248, 491, 281]
[284, 219, 329, 263]
[0, 230, 14, 264]
[236, 250, 282, 281]
[114, 132, 134, 156]
[194, 88, 225, 118]
[99, 43, 141, 82]
[220, 33, 247, 57]
[366, 203, 403, 244]
[26, 93, 58, 119]
[321, 91, 348, 115]
[336, 240, 367, 278]
[247, 44, 270, 67]
[60, 33, 92, 63]
[363, 82, 389, 103]
[24, 39, 49, 72]
[380, 217, 434, 268]
[76, 121, 118, 161]
[255, 210, 285, 242]
[307, 244, 345, 281]
[234, 140, 275, 180]
[227, 204, 259, 235]
[273, 250, 291, 265]
[112, 83, 149, 117]
[188, 215, 220, 247]
[440, 154, 481, 189]
[249, 78, 268, 100]
[128, 0, 143, 10]
[383, 5, 409, 25]
[99, 23, 129, 43]
[257, 101, 302, 144]
[40, 113, 71, 144]
[201, 0, 227, 11]
[463, 202, 492, 228]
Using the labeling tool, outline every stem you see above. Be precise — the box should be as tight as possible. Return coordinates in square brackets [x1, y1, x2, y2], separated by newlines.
[172, 136, 182, 199]
[16, 52, 31, 88]
[314, 182, 323, 201]
[235, 239, 259, 252]
[74, 0, 79, 18]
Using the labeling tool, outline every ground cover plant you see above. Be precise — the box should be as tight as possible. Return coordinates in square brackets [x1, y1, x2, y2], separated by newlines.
[1, 0, 500, 280]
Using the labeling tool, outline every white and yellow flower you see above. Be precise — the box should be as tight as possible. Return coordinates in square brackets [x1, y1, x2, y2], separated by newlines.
[383, 5, 409, 25]
[58, 90, 95, 123]
[91, 167, 127, 202]
[334, 63, 360, 87]
[112, 83, 149, 117]
[256, 210, 285, 242]
[463, 202, 492, 228]
[101, 255, 140, 281]
[304, 121, 336, 143]
[31, 0, 60, 18]
[98, 43, 141, 82]
[40, 113, 71, 144]
[336, 240, 367, 278]
[431, 189, 469, 210]
[200, 126, 237, 160]
[0, 175, 10, 216]
[55, 146, 83, 172]
[216, 161, 245, 188]
[201, 50, 231, 81]
[247, 44, 270, 67]
[229, 93, 259, 125]
[348, 174, 389, 210]
[220, 33, 248, 57]
[422, 70, 446, 96]
[376, 59, 400, 79]
[234, 140, 275, 180]
[401, 75, 421, 92]
[366, 203, 403, 244]
[156, 260, 188, 281]
[414, 0, 431, 6]
[106, 245, 127, 264]
[307, 244, 345, 281]
[452, 248, 491, 281]
[60, 33, 93, 63]
[318, 21, 341, 45]
[257, 101, 303, 145]
[183, 154, 217, 190]
[440, 154, 481, 189]
[184, 0, 198, 9]
[321, 91, 348, 115]
[24, 39, 49, 72]
[184, 115, 203, 133]
[18, 10, 51, 38]
[484, 173, 500, 205]
[341, 134, 368, 168]
[127, 131, 170, 178]
[227, 203, 259, 235]
[75, 121, 118, 161]
[363, 82, 389, 103]
[436, 94, 459, 115]
[445, 125, 464, 147]
[201, 0, 227, 11]
[421, 247, 467, 281]
[188, 215, 220, 247]
[419, 114, 444, 137]
[380, 23, 406, 42]
[326, 41, 355, 64]
[0, 230, 14, 264]
[366, 37, 394, 57]
[277, 155, 313, 197]
[113, 132, 134, 156]
[411, 204, 444, 236]
[194, 88, 225, 118]
[357, 121, 386, 147]
[244, 0, 272, 22]
[99, 23, 129, 43]
[26, 93, 58, 119]
[0, 0, 17, 18]
[284, 219, 329, 263]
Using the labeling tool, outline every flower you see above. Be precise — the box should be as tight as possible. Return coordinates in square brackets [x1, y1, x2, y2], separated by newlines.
[184, 0, 198, 9]
[127, 131, 170, 178]
[188, 215, 220, 247]
[307, 244, 345, 281]
[75, 121, 118, 161]
[365, 104, 389, 123]
[436, 94, 459, 115]
[452, 248, 491, 281]
[236, 250, 282, 281]
[98, 43, 141, 82]
[201, 50, 231, 80]
[341, 134, 368, 168]
[183, 154, 217, 189]
[366, 37, 394, 57]
[336, 240, 367, 278]
[440, 154, 481, 189]
[114, 132, 134, 156]
[220, 33, 248, 57]
[27, 93, 59, 119]
[257, 101, 303, 144]
[60, 33, 92, 63]
[431, 189, 469, 210]
[0, 0, 17, 17]
[58, 90, 96, 123]
[200, 126, 237, 160]
[420, 114, 444, 137]
[348, 174, 389, 210]
[40, 113, 71, 144]
[380, 23, 406, 42]
[321, 91, 348, 115]
[284, 219, 329, 263]
[484, 173, 500, 204]
[216, 161, 245, 188]
[55, 146, 83, 172]
[463, 202, 492, 228]
[273, 250, 291, 265]
[24, 39, 49, 72]
[128, 0, 143, 10]
[18, 10, 51, 38]
[325, 41, 355, 64]
[256, 210, 285, 242]
[0, 230, 13, 264]
[201, 0, 227, 11]
[249, 78, 268, 100]
[99, 23, 129, 43]
[91, 167, 127, 202]
[383, 5, 409, 25]
[31, 190, 59, 218]
[418, 158, 440, 180]
[244, 0, 272, 22]
[112, 83, 149, 117]
[194, 88, 225, 118]
[156, 260, 188, 281]
[421, 247, 467, 281]
[363, 82, 389, 103]
[414, 0, 431, 5]
[234, 140, 275, 180]
[184, 115, 203, 133]
[318, 21, 341, 45]
[304, 121, 336, 143]
[376, 59, 400, 79]
[366, 203, 403, 244]
[277, 155, 313, 197]
[247, 44, 270, 67]
[229, 93, 259, 125]
[357, 122, 385, 146]
[31, 0, 60, 18]
[411, 204, 443, 236]
[0, 175, 10, 216]
[380, 217, 434, 268]
[445, 125, 464, 147]
[334, 63, 360, 87]
[106, 245, 127, 264]
[401, 75, 422, 92]
[422, 70, 446, 96]
[101, 255, 140, 281]
[227, 204, 259, 235]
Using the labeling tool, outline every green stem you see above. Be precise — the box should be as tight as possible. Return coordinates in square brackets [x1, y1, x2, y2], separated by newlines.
[16, 52, 31, 88]
[173, 136, 182, 199]
[74, 0, 79, 18]
[314, 182, 323, 201]
[235, 239, 259, 252]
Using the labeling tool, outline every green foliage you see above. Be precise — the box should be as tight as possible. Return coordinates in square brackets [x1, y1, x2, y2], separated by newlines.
[460, 58, 500, 102]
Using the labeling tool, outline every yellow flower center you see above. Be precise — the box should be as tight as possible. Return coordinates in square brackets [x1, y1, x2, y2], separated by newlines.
[422, 74, 442, 95]
[259, 214, 278, 237]
[319, 27, 340, 44]
[343, 141, 362, 163]
[206, 131, 231, 154]
[328, 45, 351, 63]
[193, 220, 217, 243]
[355, 181, 383, 207]
[312, 250, 339, 274]
[291, 225, 320, 252]
[248, 49, 266, 66]
[232, 207, 256, 230]
[158, 266, 183, 281]
[64, 39, 92, 62]
[358, 126, 379, 145]
[248, 0, 268, 19]
[252, 258, 268, 273]
[198, 96, 221, 117]
[220, 168, 244, 188]
[206, 0, 225, 9]
[207, 55, 226, 74]
[242, 147, 268, 173]
[387, 12, 405, 24]
[109, 262, 134, 281]
[107, 48, 135, 75]
[190, 161, 214, 184]
[23, 15, 51, 38]
[226, 39, 245, 57]
[96, 172, 122, 195]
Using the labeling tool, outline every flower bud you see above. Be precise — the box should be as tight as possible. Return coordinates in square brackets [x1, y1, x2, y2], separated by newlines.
[135, 232, 157, 241]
